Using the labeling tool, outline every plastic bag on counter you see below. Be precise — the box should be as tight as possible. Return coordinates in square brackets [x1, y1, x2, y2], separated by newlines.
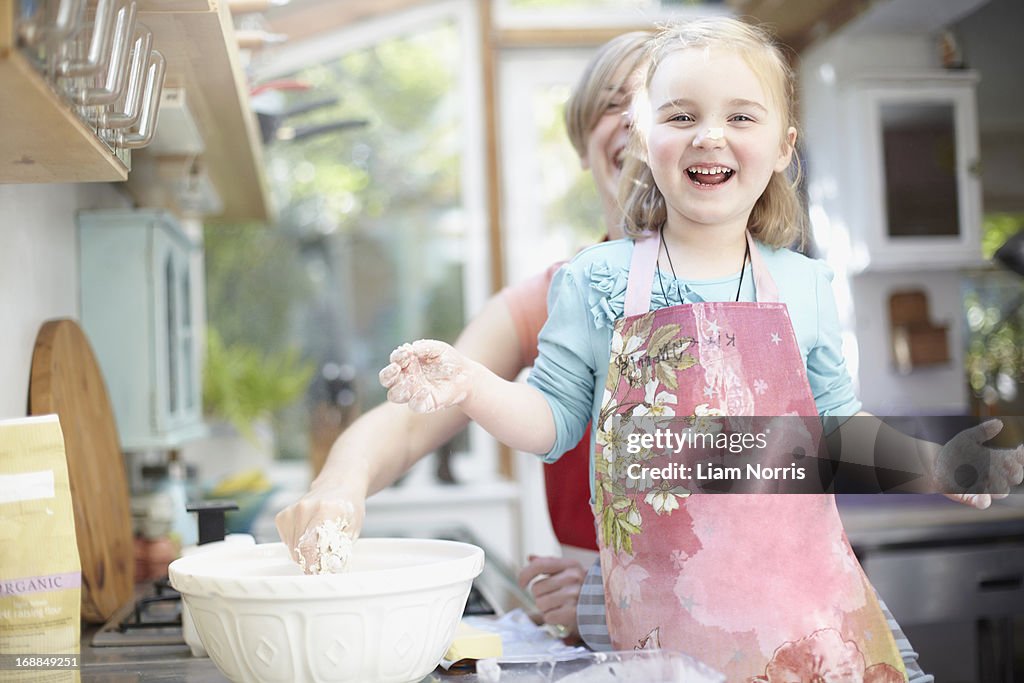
[449, 610, 723, 682]
[0, 415, 81, 683]
[453, 650, 724, 682]
[551, 650, 725, 682]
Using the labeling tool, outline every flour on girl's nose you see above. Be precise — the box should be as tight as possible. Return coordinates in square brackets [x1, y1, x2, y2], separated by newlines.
[704, 127, 724, 140]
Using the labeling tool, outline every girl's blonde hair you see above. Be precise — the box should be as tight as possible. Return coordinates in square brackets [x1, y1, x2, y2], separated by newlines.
[619, 17, 804, 248]
[564, 31, 651, 160]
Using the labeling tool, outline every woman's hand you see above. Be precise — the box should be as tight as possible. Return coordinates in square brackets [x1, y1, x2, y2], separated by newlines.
[379, 340, 475, 413]
[936, 419, 1024, 509]
[274, 480, 365, 569]
[518, 555, 587, 643]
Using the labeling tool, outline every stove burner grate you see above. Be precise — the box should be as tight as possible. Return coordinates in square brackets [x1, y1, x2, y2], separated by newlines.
[91, 577, 185, 647]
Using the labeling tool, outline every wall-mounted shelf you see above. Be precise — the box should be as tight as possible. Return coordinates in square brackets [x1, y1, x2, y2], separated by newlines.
[0, 2, 129, 183]
[0, 0, 270, 221]
[128, 0, 271, 221]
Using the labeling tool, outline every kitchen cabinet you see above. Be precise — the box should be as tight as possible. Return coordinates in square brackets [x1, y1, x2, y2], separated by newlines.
[78, 209, 206, 450]
[846, 71, 984, 271]
[0, 0, 270, 221]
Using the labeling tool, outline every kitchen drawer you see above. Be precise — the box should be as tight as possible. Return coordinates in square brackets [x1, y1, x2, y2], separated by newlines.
[862, 542, 1024, 626]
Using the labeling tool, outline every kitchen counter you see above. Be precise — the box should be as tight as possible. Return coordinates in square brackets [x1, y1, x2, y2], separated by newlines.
[75, 495, 1024, 681]
[80, 636, 228, 683]
[75, 523, 545, 683]
[837, 493, 1024, 550]
[79, 625, 483, 682]
[79, 625, 597, 683]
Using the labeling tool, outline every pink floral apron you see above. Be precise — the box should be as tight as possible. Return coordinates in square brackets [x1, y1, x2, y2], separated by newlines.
[594, 234, 906, 682]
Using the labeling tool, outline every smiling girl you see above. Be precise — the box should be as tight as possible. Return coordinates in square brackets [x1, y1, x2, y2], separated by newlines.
[380, 17, 1022, 681]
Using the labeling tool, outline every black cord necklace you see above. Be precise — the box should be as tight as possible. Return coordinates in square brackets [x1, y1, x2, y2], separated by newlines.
[658, 227, 750, 304]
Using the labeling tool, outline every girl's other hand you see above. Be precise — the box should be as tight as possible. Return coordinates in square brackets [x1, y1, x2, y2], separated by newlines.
[937, 419, 1024, 509]
[379, 340, 474, 413]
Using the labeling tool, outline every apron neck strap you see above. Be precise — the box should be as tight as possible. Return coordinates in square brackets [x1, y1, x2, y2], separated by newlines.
[746, 231, 778, 303]
[624, 233, 661, 318]
[623, 230, 779, 318]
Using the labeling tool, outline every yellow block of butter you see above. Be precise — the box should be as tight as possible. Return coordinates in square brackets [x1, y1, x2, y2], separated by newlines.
[444, 621, 503, 661]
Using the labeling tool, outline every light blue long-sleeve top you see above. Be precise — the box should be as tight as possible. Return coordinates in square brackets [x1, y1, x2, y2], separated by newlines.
[527, 237, 862, 465]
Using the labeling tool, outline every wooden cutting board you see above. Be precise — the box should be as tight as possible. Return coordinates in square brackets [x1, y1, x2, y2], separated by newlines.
[28, 318, 134, 623]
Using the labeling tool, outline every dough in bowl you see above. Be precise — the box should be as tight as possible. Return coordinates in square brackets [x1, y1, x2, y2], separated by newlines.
[296, 517, 354, 574]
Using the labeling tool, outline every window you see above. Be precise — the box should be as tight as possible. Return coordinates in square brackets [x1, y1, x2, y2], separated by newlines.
[500, 49, 607, 283]
[207, 1, 489, 470]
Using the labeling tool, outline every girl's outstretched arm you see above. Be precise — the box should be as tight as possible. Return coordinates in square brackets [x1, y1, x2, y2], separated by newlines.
[834, 412, 1024, 508]
[381, 339, 557, 455]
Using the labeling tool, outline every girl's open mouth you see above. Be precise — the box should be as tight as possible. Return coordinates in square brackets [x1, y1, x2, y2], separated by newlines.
[687, 165, 734, 187]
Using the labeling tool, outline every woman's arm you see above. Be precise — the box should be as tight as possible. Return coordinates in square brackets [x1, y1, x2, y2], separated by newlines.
[276, 295, 530, 562]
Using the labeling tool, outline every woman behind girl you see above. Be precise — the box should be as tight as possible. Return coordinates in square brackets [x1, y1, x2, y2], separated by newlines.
[277, 31, 651, 640]
[382, 16, 1023, 681]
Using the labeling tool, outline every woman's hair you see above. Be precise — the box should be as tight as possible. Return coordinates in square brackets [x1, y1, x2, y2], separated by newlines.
[564, 31, 651, 160]
[619, 17, 805, 248]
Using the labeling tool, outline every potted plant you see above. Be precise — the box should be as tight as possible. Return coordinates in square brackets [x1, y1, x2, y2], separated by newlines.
[181, 329, 315, 533]
[202, 328, 314, 440]
[185, 329, 314, 487]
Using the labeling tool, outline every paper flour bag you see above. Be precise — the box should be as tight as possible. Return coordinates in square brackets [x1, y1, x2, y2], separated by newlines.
[0, 415, 81, 682]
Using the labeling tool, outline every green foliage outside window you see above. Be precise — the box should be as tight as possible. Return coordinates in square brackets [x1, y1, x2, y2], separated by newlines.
[203, 20, 465, 460]
[965, 213, 1024, 407]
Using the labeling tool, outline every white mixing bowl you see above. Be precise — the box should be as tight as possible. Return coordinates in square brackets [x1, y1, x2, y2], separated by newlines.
[168, 538, 485, 683]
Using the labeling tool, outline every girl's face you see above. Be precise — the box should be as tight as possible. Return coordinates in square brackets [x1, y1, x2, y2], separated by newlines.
[645, 47, 796, 234]
[582, 66, 637, 225]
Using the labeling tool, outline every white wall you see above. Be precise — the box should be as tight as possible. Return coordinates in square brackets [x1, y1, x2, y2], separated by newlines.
[800, 33, 973, 415]
[0, 183, 131, 419]
[849, 272, 969, 414]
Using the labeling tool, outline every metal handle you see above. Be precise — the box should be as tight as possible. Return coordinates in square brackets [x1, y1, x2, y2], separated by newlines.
[117, 50, 167, 149]
[18, 0, 84, 48]
[75, 1, 137, 106]
[57, 0, 115, 78]
[96, 26, 153, 129]
[978, 574, 1023, 592]
[52, 0, 84, 40]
